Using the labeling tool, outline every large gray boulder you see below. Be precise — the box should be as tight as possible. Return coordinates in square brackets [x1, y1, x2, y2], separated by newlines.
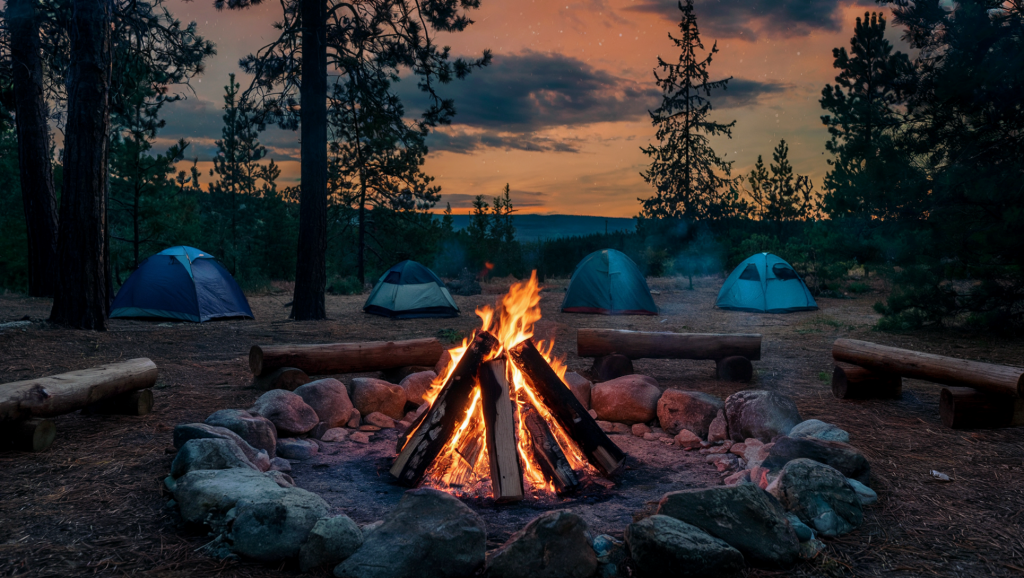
[767, 458, 864, 538]
[760, 436, 871, 485]
[724, 390, 802, 443]
[230, 487, 330, 562]
[205, 409, 277, 454]
[657, 390, 723, 438]
[486, 511, 597, 578]
[300, 515, 364, 572]
[625, 515, 744, 578]
[350, 377, 406, 420]
[591, 375, 661, 424]
[656, 484, 800, 568]
[788, 419, 850, 443]
[334, 488, 486, 578]
[172, 468, 285, 526]
[295, 378, 354, 428]
[173, 422, 270, 471]
[563, 372, 592, 410]
[249, 389, 320, 436]
[399, 371, 438, 407]
[171, 438, 257, 479]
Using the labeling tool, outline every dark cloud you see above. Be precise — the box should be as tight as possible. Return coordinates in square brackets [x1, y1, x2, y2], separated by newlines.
[427, 129, 581, 155]
[158, 97, 300, 161]
[712, 78, 789, 109]
[441, 190, 547, 209]
[623, 0, 874, 39]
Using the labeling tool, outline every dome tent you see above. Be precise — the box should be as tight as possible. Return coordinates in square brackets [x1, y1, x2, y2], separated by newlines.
[562, 249, 658, 315]
[110, 246, 254, 322]
[716, 252, 817, 313]
[363, 260, 459, 319]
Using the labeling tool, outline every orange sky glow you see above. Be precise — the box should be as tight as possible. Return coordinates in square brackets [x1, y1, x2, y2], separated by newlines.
[162, 0, 905, 217]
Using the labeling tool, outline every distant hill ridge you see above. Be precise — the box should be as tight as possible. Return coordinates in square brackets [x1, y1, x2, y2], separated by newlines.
[442, 214, 635, 241]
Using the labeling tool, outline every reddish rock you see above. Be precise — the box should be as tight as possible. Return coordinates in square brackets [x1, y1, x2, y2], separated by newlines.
[563, 372, 592, 410]
[351, 378, 406, 420]
[597, 420, 613, 433]
[359, 425, 382, 432]
[591, 375, 661, 424]
[708, 410, 728, 443]
[674, 430, 702, 449]
[364, 412, 395, 429]
[294, 378, 353, 428]
[434, 349, 453, 376]
[632, 423, 652, 437]
[346, 409, 361, 429]
[249, 390, 319, 436]
[610, 423, 631, 435]
[399, 371, 438, 407]
[656, 390, 724, 438]
[350, 432, 371, 444]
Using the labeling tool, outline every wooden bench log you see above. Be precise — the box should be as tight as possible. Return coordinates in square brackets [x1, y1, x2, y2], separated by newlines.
[577, 329, 762, 361]
[249, 338, 444, 377]
[252, 367, 309, 391]
[0, 358, 158, 421]
[82, 389, 154, 416]
[939, 387, 1024, 429]
[833, 339, 1024, 398]
[831, 362, 902, 400]
[0, 418, 56, 452]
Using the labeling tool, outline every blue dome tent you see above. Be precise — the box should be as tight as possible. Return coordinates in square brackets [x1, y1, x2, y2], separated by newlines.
[716, 253, 817, 313]
[109, 246, 254, 322]
[562, 249, 658, 315]
[364, 260, 459, 319]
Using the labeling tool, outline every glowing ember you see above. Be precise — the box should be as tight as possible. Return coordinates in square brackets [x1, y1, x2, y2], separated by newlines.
[417, 271, 597, 498]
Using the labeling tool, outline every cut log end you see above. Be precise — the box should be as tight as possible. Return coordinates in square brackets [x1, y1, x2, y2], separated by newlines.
[0, 418, 56, 452]
[831, 362, 902, 400]
[249, 345, 265, 376]
[715, 356, 753, 382]
[939, 386, 1023, 429]
[82, 389, 155, 416]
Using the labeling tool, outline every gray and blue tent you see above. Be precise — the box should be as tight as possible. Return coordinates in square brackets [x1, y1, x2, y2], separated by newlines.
[562, 249, 658, 315]
[109, 246, 254, 322]
[716, 253, 817, 313]
[363, 260, 459, 319]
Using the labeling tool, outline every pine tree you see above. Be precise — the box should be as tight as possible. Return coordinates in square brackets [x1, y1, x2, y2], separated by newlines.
[639, 0, 739, 222]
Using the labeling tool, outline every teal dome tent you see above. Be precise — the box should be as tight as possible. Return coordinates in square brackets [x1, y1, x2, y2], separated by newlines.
[363, 260, 459, 319]
[562, 249, 658, 315]
[716, 253, 817, 313]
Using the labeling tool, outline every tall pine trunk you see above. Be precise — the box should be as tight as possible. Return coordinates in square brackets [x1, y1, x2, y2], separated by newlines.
[8, 0, 59, 297]
[49, 0, 112, 330]
[290, 0, 328, 320]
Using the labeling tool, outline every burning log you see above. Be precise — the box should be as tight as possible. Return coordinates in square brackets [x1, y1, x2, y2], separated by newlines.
[577, 329, 762, 361]
[833, 338, 1024, 398]
[479, 360, 525, 501]
[939, 387, 1024, 429]
[0, 358, 158, 421]
[249, 338, 444, 377]
[831, 362, 902, 400]
[520, 400, 579, 494]
[509, 339, 625, 476]
[390, 331, 500, 486]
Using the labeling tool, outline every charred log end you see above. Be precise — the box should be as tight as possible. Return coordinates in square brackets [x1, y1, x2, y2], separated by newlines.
[715, 356, 753, 382]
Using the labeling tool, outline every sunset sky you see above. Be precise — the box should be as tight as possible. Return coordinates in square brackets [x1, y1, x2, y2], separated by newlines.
[161, 0, 906, 217]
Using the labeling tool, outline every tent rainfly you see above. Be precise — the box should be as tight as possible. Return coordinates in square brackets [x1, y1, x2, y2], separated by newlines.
[363, 260, 459, 319]
[109, 246, 254, 322]
[716, 252, 818, 313]
[562, 249, 658, 315]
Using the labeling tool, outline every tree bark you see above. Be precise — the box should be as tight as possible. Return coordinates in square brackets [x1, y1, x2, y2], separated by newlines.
[49, 0, 112, 330]
[577, 329, 762, 361]
[249, 338, 444, 376]
[8, 0, 59, 297]
[290, 0, 329, 320]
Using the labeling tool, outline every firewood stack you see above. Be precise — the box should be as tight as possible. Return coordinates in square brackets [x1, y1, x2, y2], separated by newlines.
[390, 332, 625, 501]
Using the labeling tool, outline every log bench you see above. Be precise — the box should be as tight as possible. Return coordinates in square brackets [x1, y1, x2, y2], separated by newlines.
[0, 358, 158, 452]
[576, 328, 762, 382]
[249, 338, 444, 378]
[831, 338, 1024, 430]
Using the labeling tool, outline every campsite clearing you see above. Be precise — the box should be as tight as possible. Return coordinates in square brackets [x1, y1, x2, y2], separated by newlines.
[0, 276, 1022, 577]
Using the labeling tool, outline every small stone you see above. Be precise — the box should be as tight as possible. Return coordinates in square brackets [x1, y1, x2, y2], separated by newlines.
[359, 425, 381, 432]
[730, 443, 747, 457]
[270, 457, 292, 472]
[708, 444, 731, 455]
[632, 423, 652, 437]
[364, 412, 395, 429]
[799, 539, 825, 560]
[588, 409, 598, 419]
[724, 470, 750, 486]
[643, 432, 659, 442]
[321, 428, 349, 443]
[746, 442, 774, 470]
[350, 432, 370, 444]
[708, 410, 728, 443]
[675, 430, 702, 449]
[396, 420, 411, 431]
[789, 419, 850, 444]
[266, 470, 295, 488]
[610, 422, 631, 435]
[346, 408, 361, 429]
[658, 436, 675, 445]
[276, 437, 318, 460]
[597, 420, 613, 433]
[846, 478, 878, 506]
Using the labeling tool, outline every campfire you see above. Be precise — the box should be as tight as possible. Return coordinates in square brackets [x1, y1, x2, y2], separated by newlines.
[390, 272, 625, 501]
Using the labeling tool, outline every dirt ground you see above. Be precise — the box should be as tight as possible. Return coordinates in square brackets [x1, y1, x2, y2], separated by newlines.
[1, 276, 1023, 577]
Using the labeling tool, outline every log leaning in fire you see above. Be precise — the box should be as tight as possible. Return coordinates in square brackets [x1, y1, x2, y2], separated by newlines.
[0, 358, 158, 421]
[939, 386, 1024, 429]
[577, 329, 762, 361]
[831, 362, 902, 400]
[390, 331, 500, 486]
[249, 338, 444, 377]
[520, 401, 579, 494]
[833, 338, 1024, 398]
[509, 339, 625, 476]
[479, 360, 525, 502]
